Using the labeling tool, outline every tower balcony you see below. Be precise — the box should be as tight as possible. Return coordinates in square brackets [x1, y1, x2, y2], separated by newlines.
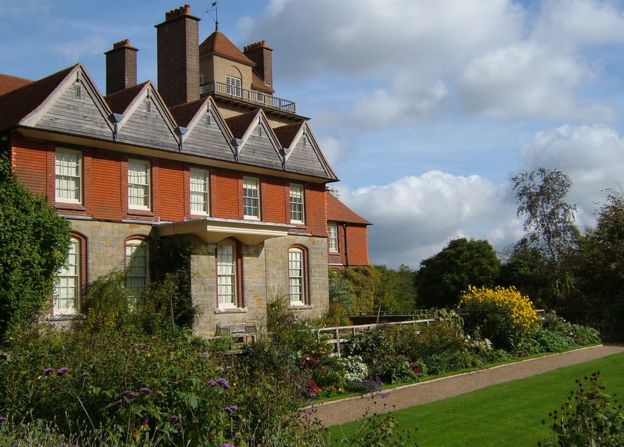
[200, 81, 296, 114]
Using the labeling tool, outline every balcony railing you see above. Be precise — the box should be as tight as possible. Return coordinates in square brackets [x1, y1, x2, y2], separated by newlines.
[200, 81, 296, 114]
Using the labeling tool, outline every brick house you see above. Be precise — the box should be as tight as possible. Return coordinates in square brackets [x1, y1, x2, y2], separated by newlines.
[0, 5, 370, 336]
[327, 193, 371, 269]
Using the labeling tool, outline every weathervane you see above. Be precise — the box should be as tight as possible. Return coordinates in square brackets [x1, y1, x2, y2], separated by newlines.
[208, 1, 219, 32]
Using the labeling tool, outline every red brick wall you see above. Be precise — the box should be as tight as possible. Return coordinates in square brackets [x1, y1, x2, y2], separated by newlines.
[261, 177, 288, 223]
[306, 185, 327, 237]
[346, 225, 370, 266]
[156, 159, 185, 221]
[10, 134, 50, 197]
[9, 135, 332, 236]
[88, 150, 123, 220]
[211, 170, 241, 219]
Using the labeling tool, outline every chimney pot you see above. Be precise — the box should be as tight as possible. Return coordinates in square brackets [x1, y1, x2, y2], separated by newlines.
[156, 5, 200, 106]
[105, 38, 138, 95]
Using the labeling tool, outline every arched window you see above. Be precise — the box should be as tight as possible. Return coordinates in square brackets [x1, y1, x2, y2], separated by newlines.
[125, 238, 149, 295]
[53, 236, 81, 315]
[288, 247, 308, 306]
[217, 241, 238, 308]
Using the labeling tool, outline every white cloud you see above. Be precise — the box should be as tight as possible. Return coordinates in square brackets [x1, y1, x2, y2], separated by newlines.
[337, 171, 517, 267]
[458, 42, 611, 120]
[317, 136, 348, 165]
[534, 0, 624, 48]
[240, 0, 624, 125]
[522, 124, 624, 227]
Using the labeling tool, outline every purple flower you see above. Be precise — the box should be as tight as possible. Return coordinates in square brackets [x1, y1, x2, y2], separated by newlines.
[43, 367, 55, 376]
[207, 380, 217, 387]
[171, 415, 181, 426]
[56, 367, 69, 376]
[142, 418, 149, 425]
[224, 405, 238, 414]
[123, 390, 138, 399]
[139, 387, 151, 395]
[0, 415, 6, 423]
[216, 378, 230, 389]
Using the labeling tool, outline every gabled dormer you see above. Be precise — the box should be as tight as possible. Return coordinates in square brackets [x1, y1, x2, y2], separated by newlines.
[170, 96, 236, 161]
[274, 122, 338, 180]
[226, 109, 284, 171]
[17, 64, 114, 142]
[105, 82, 179, 152]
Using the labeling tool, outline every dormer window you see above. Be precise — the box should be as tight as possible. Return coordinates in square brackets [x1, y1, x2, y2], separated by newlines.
[226, 76, 242, 97]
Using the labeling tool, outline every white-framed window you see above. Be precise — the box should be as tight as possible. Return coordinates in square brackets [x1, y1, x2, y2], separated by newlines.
[217, 242, 237, 308]
[243, 176, 260, 220]
[125, 239, 148, 295]
[53, 237, 80, 315]
[328, 223, 339, 253]
[289, 183, 305, 224]
[128, 159, 150, 210]
[288, 247, 306, 306]
[226, 76, 242, 97]
[55, 148, 82, 204]
[190, 168, 209, 215]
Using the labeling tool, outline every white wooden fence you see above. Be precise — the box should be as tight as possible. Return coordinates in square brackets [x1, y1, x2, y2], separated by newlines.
[315, 319, 435, 357]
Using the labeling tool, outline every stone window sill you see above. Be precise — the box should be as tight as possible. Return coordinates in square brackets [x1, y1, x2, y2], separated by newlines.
[45, 314, 86, 322]
[214, 307, 248, 314]
[288, 305, 314, 310]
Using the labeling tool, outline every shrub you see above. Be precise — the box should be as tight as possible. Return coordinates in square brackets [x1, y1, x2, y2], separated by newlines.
[0, 154, 70, 340]
[0, 283, 327, 446]
[517, 329, 575, 355]
[542, 312, 601, 346]
[337, 356, 369, 388]
[539, 372, 624, 447]
[460, 285, 540, 349]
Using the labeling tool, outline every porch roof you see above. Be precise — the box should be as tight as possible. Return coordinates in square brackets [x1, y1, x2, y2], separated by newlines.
[157, 217, 291, 245]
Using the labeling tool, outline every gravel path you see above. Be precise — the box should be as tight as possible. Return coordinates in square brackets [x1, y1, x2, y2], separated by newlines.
[306, 344, 624, 427]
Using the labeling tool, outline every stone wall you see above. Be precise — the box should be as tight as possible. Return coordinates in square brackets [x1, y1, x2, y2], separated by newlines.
[68, 218, 329, 337]
[192, 234, 329, 337]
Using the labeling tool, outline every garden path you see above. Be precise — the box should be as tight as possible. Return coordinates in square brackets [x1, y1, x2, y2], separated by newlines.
[306, 344, 624, 427]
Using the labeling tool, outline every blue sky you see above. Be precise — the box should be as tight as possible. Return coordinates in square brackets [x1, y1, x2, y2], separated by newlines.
[2, 0, 624, 267]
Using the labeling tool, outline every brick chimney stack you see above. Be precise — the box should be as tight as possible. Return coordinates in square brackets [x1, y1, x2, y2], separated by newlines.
[105, 39, 138, 95]
[244, 40, 273, 88]
[155, 4, 200, 107]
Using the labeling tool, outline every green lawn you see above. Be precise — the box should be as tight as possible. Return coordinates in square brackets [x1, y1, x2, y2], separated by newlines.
[329, 352, 624, 447]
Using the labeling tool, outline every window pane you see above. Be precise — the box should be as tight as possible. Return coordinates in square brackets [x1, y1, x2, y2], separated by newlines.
[329, 224, 339, 252]
[128, 160, 150, 209]
[190, 169, 209, 214]
[217, 244, 236, 307]
[288, 248, 305, 305]
[243, 178, 260, 218]
[54, 238, 79, 314]
[126, 241, 148, 295]
[290, 184, 304, 223]
[55, 150, 81, 203]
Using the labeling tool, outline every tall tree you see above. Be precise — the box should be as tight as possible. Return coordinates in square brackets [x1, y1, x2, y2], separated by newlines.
[512, 168, 578, 263]
[415, 238, 500, 308]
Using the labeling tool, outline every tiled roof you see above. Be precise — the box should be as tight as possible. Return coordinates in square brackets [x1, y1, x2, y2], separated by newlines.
[104, 82, 148, 114]
[200, 31, 254, 66]
[0, 73, 32, 96]
[327, 192, 371, 225]
[169, 98, 206, 127]
[225, 110, 258, 139]
[0, 65, 76, 132]
[273, 122, 303, 148]
[251, 72, 274, 94]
